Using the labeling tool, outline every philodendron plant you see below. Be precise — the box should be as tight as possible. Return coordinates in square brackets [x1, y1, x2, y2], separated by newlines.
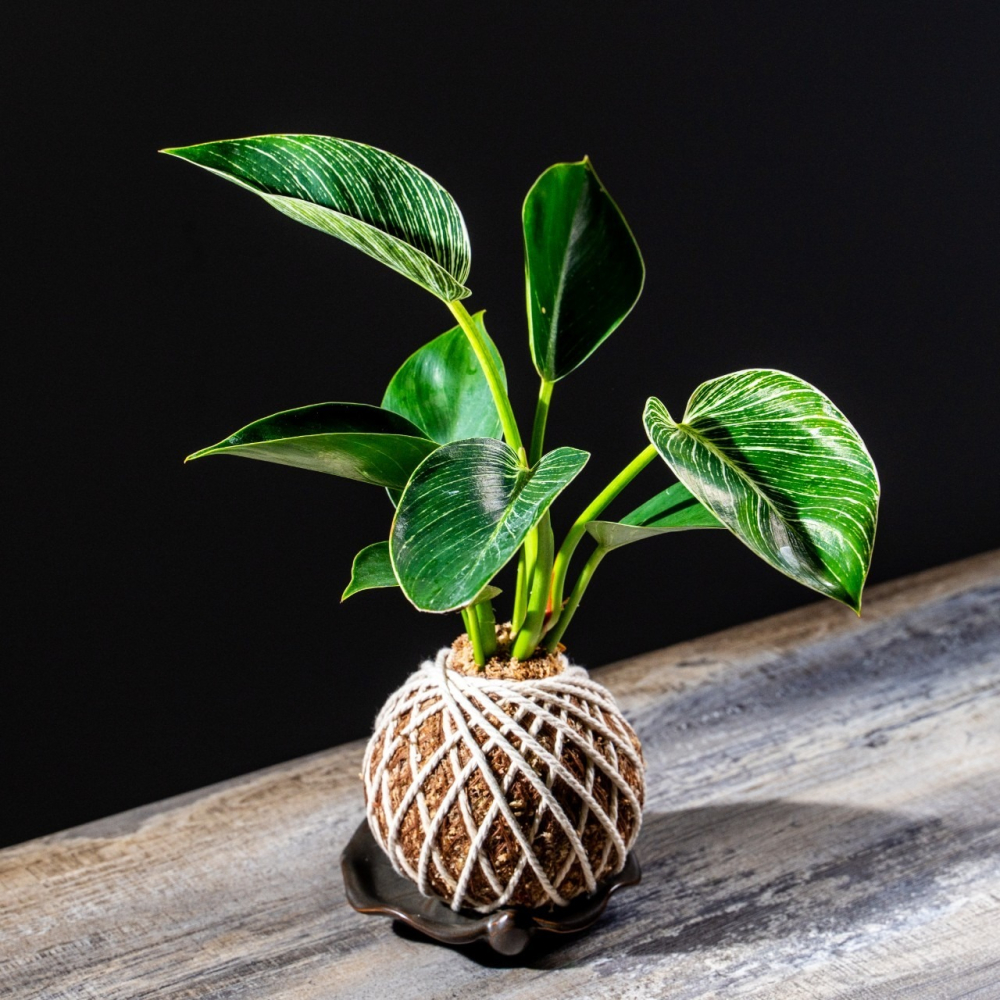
[165, 134, 879, 667]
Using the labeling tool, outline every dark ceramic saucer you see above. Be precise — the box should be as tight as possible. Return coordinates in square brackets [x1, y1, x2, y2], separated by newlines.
[341, 820, 641, 956]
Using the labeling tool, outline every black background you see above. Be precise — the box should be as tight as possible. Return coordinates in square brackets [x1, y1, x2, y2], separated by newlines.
[6, 2, 998, 848]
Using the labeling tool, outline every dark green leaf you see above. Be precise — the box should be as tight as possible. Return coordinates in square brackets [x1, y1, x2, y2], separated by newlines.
[381, 312, 506, 444]
[644, 370, 879, 611]
[162, 134, 471, 301]
[187, 402, 437, 489]
[342, 542, 397, 600]
[391, 439, 589, 612]
[523, 158, 644, 381]
[587, 482, 723, 550]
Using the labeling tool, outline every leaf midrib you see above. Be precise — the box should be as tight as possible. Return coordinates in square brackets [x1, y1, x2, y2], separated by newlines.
[209, 429, 430, 450]
[544, 188, 588, 373]
[480, 463, 535, 553]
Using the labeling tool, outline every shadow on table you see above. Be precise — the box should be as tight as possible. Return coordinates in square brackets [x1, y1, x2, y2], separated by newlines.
[398, 798, 959, 970]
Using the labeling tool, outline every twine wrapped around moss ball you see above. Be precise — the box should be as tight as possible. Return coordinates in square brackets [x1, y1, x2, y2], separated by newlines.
[362, 647, 645, 913]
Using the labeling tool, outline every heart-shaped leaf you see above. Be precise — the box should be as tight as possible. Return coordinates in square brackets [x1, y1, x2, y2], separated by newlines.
[524, 158, 644, 381]
[162, 135, 471, 301]
[187, 402, 437, 489]
[342, 541, 397, 600]
[644, 370, 879, 610]
[588, 482, 723, 550]
[381, 312, 506, 444]
[391, 439, 589, 612]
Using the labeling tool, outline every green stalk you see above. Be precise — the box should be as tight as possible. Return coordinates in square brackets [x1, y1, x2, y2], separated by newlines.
[512, 549, 529, 632]
[528, 378, 555, 466]
[475, 598, 497, 659]
[512, 526, 538, 637]
[544, 544, 609, 652]
[447, 300, 524, 457]
[461, 606, 487, 668]
[447, 301, 524, 656]
[546, 443, 658, 636]
[513, 380, 555, 629]
[512, 511, 554, 660]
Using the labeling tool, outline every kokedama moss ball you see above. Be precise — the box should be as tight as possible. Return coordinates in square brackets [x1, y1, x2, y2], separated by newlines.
[362, 637, 645, 913]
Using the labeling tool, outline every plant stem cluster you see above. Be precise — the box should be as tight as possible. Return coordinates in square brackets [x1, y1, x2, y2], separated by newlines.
[170, 135, 879, 674]
[447, 300, 654, 665]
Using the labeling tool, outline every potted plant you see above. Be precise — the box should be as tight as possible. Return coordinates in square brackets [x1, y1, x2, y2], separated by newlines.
[163, 134, 879, 930]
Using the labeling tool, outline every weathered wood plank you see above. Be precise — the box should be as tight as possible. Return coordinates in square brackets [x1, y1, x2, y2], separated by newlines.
[1, 551, 998, 999]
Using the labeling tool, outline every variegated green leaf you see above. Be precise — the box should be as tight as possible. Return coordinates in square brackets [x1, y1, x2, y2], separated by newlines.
[588, 481, 723, 550]
[162, 135, 471, 301]
[391, 439, 589, 612]
[644, 370, 879, 611]
[186, 402, 437, 490]
[381, 312, 505, 444]
[342, 541, 397, 600]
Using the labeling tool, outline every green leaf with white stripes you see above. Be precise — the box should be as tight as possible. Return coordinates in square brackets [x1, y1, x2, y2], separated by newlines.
[643, 370, 879, 611]
[391, 439, 589, 612]
[162, 134, 471, 301]
[186, 402, 438, 490]
[588, 481, 723, 550]
[381, 312, 505, 444]
[342, 541, 397, 600]
[524, 158, 644, 381]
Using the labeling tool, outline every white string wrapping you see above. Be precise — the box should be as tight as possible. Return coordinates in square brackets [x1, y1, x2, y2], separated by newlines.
[363, 648, 644, 913]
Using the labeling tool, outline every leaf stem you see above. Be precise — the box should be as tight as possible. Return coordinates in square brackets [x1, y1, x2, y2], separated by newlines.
[512, 511, 554, 660]
[513, 378, 554, 644]
[517, 520, 540, 632]
[461, 606, 487, 668]
[544, 544, 609, 652]
[475, 598, 497, 659]
[546, 443, 658, 636]
[447, 300, 524, 457]
[528, 378, 555, 466]
[512, 549, 529, 632]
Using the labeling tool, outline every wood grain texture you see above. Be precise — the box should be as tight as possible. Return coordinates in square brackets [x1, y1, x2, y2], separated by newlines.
[2, 551, 998, 999]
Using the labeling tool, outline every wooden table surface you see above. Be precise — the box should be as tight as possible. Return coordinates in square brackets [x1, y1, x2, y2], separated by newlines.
[2, 552, 998, 999]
